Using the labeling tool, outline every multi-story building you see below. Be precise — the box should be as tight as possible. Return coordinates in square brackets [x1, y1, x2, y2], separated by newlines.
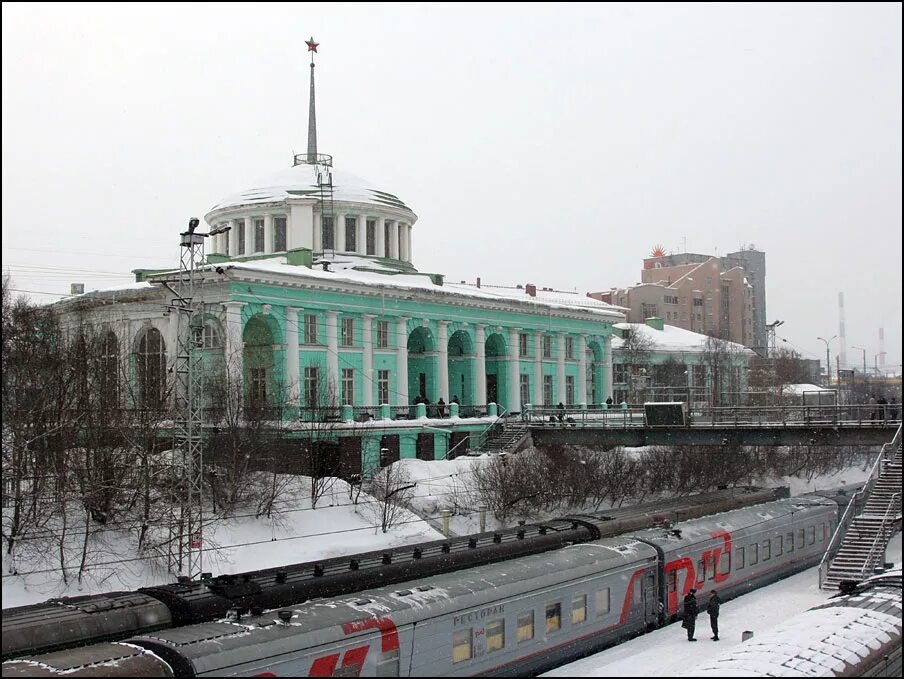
[591, 247, 764, 354]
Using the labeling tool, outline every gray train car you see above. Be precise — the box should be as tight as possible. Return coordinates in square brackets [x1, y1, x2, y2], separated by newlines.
[634, 496, 838, 618]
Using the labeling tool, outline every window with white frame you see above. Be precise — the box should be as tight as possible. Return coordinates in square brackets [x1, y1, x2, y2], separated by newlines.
[542, 335, 551, 358]
[345, 216, 357, 252]
[341, 317, 354, 347]
[304, 314, 319, 344]
[543, 374, 553, 406]
[304, 366, 320, 407]
[273, 216, 287, 252]
[565, 336, 574, 359]
[376, 320, 389, 348]
[565, 375, 575, 404]
[366, 219, 376, 255]
[322, 216, 335, 250]
[519, 333, 529, 357]
[236, 219, 245, 255]
[377, 369, 390, 405]
[341, 368, 354, 406]
[520, 374, 530, 407]
[250, 367, 267, 406]
[254, 218, 265, 252]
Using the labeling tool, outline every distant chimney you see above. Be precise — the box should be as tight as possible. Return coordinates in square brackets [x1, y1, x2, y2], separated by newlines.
[70, 283, 85, 295]
[525, 283, 536, 297]
[476, 276, 481, 288]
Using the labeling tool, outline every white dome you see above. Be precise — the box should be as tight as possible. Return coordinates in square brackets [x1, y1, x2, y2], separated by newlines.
[209, 163, 413, 214]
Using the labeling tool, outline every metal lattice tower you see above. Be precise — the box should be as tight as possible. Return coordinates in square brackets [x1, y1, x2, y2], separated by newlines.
[167, 219, 205, 578]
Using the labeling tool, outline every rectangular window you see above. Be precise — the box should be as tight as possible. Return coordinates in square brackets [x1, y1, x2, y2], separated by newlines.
[697, 557, 706, 584]
[376, 320, 389, 348]
[520, 374, 530, 407]
[254, 218, 265, 252]
[750, 543, 759, 565]
[250, 367, 266, 405]
[717, 551, 730, 576]
[614, 363, 628, 384]
[519, 333, 529, 357]
[786, 532, 794, 553]
[377, 370, 390, 405]
[223, 230, 230, 255]
[486, 619, 505, 653]
[596, 588, 610, 615]
[693, 298, 704, 307]
[304, 366, 319, 408]
[664, 295, 679, 305]
[666, 571, 677, 594]
[345, 216, 357, 252]
[366, 219, 376, 255]
[542, 335, 552, 358]
[452, 628, 472, 664]
[641, 303, 658, 319]
[341, 317, 355, 347]
[807, 526, 815, 545]
[384, 222, 391, 257]
[762, 540, 771, 561]
[322, 216, 335, 250]
[796, 528, 805, 549]
[565, 336, 574, 359]
[236, 220, 245, 255]
[341, 368, 354, 406]
[304, 314, 319, 344]
[565, 375, 575, 405]
[517, 611, 534, 643]
[736, 546, 745, 569]
[545, 603, 561, 633]
[572, 594, 587, 625]
[273, 216, 287, 252]
[543, 374, 553, 406]
[775, 535, 783, 556]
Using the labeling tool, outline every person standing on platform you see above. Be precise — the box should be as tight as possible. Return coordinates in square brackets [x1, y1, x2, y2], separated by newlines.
[707, 590, 722, 640]
[682, 588, 699, 641]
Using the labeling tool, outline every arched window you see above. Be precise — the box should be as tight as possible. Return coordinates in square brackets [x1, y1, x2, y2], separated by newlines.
[136, 327, 166, 409]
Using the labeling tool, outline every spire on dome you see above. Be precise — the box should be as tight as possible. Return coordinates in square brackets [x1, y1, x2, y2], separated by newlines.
[306, 37, 319, 159]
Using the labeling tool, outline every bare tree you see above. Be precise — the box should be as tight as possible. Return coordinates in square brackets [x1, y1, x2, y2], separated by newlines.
[619, 328, 656, 403]
[368, 462, 416, 533]
[701, 334, 748, 406]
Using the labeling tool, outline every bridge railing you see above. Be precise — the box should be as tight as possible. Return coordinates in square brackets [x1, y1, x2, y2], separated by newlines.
[523, 404, 900, 428]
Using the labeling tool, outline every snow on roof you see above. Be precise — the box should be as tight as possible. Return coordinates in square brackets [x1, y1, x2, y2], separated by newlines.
[199, 255, 626, 319]
[784, 383, 835, 395]
[688, 604, 901, 676]
[208, 164, 413, 214]
[611, 322, 755, 354]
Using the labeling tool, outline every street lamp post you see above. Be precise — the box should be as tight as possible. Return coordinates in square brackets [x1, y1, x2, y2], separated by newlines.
[817, 335, 837, 386]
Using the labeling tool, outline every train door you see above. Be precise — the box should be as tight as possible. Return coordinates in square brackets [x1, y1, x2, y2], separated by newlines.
[641, 569, 658, 629]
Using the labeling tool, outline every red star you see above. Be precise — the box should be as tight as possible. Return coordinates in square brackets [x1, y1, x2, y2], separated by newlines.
[306, 37, 319, 53]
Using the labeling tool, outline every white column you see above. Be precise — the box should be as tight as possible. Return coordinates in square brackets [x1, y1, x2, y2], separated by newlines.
[578, 334, 588, 405]
[336, 212, 347, 252]
[223, 301, 245, 384]
[263, 214, 274, 254]
[405, 224, 413, 262]
[437, 320, 449, 403]
[243, 217, 253, 256]
[357, 215, 367, 255]
[557, 332, 566, 404]
[398, 223, 407, 261]
[396, 317, 409, 406]
[508, 327, 521, 412]
[325, 311, 339, 406]
[362, 314, 375, 406]
[388, 220, 399, 259]
[474, 324, 486, 405]
[376, 216, 386, 258]
[285, 307, 301, 406]
[228, 219, 238, 257]
[604, 335, 614, 402]
[313, 212, 322, 252]
[534, 330, 543, 405]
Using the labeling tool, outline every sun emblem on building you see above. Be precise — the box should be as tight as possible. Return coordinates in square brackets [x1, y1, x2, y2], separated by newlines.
[650, 244, 666, 258]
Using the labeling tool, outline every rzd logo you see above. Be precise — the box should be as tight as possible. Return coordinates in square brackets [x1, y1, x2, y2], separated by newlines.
[308, 618, 399, 677]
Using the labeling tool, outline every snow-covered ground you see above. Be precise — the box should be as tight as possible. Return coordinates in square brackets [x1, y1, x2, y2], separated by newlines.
[543, 531, 902, 677]
[0, 450, 877, 610]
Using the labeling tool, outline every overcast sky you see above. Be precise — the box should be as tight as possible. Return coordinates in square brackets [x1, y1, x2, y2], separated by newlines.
[2, 3, 901, 370]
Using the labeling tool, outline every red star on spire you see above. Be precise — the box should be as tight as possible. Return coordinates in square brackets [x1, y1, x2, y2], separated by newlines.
[306, 37, 319, 53]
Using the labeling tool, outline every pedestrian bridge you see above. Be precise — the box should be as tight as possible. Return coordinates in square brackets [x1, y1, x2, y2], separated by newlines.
[526, 404, 901, 447]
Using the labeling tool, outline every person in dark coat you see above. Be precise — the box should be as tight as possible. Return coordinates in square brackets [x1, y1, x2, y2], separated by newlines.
[606, 396, 613, 407]
[437, 397, 446, 418]
[707, 590, 722, 640]
[682, 588, 699, 641]
[556, 401, 566, 423]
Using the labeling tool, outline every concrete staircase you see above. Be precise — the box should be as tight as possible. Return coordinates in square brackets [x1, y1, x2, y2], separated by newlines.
[822, 436, 902, 590]
[467, 420, 530, 457]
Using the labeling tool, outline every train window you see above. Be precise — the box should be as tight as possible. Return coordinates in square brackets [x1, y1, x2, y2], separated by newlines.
[786, 532, 794, 553]
[807, 526, 816, 545]
[546, 603, 562, 633]
[775, 535, 783, 556]
[735, 546, 745, 569]
[820, 523, 827, 541]
[517, 611, 535, 643]
[750, 543, 758, 565]
[486, 619, 505, 653]
[376, 649, 400, 677]
[796, 529, 805, 549]
[696, 558, 706, 584]
[717, 551, 730, 575]
[761, 540, 771, 561]
[596, 588, 612, 616]
[452, 628, 472, 663]
[572, 594, 587, 625]
[666, 571, 677, 594]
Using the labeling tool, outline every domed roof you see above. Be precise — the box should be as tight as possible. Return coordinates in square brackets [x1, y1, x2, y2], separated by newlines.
[209, 163, 413, 214]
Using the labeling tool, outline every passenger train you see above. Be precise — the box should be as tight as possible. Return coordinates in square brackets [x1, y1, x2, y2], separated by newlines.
[2, 493, 843, 677]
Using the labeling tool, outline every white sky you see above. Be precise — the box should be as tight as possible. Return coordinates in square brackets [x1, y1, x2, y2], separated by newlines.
[2, 3, 901, 369]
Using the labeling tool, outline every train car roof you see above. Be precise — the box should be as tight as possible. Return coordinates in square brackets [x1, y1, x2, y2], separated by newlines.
[631, 496, 837, 551]
[130, 538, 657, 674]
[687, 583, 902, 676]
